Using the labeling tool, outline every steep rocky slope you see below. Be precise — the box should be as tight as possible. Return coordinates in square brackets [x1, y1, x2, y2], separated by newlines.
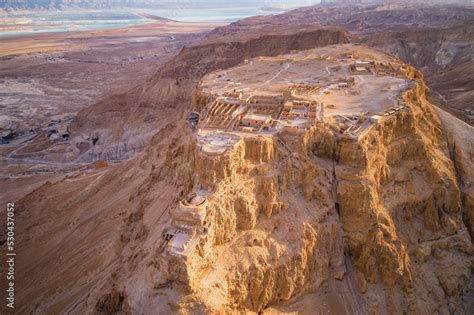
[331, 78, 472, 313]
[6, 44, 473, 314]
[436, 107, 474, 238]
[144, 62, 471, 314]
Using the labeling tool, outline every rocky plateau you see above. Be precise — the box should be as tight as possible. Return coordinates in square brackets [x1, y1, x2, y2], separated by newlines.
[0, 2, 473, 314]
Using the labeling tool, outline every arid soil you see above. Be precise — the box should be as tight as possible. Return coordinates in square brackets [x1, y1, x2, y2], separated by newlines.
[0, 3, 473, 314]
[0, 19, 224, 131]
[0, 19, 223, 144]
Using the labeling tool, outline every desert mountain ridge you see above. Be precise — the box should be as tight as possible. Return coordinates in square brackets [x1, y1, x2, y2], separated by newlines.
[3, 24, 474, 315]
[0, 2, 473, 314]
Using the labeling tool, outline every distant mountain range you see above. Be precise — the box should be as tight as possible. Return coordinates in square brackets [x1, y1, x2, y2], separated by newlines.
[0, 0, 318, 11]
[320, 0, 473, 5]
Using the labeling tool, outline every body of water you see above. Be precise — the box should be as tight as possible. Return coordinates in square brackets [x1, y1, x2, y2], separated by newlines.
[0, 11, 153, 37]
[0, 5, 302, 37]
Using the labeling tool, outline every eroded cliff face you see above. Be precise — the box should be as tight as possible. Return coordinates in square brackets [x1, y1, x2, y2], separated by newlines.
[151, 127, 342, 313]
[105, 70, 473, 314]
[10, 42, 472, 314]
[332, 80, 472, 313]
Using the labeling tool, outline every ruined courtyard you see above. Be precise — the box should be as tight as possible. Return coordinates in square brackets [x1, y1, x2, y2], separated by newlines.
[189, 45, 412, 155]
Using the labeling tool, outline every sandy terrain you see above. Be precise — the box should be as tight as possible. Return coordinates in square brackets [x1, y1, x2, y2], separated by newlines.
[0, 19, 225, 133]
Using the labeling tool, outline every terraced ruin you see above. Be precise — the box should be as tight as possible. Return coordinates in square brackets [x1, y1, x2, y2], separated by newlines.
[186, 45, 414, 157]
